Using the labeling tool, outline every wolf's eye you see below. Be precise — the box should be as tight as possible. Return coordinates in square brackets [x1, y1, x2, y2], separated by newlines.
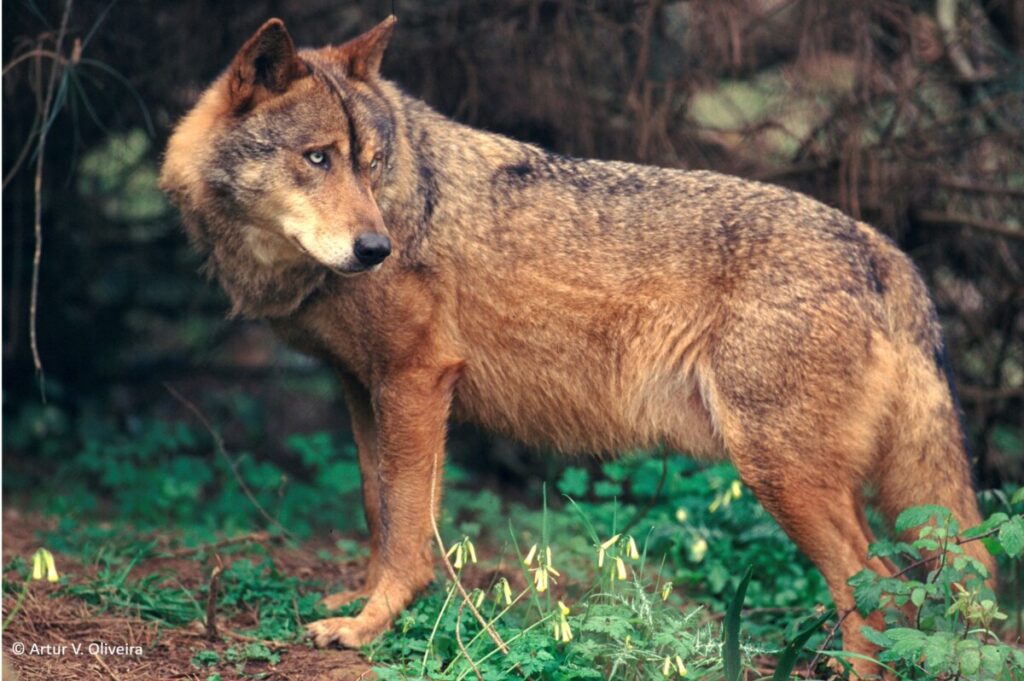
[304, 149, 329, 169]
[369, 152, 382, 170]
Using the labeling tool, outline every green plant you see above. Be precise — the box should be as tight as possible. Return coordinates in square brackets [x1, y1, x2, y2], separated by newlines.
[847, 501, 1024, 679]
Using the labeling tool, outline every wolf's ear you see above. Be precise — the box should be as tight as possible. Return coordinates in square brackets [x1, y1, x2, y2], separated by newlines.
[333, 15, 396, 80]
[228, 19, 308, 112]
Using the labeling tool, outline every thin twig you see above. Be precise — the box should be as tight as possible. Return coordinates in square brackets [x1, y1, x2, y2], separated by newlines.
[164, 384, 297, 543]
[890, 525, 1002, 580]
[2, 49, 65, 77]
[807, 607, 854, 677]
[221, 629, 290, 649]
[156, 531, 272, 559]
[428, 436, 509, 655]
[455, 600, 484, 681]
[92, 651, 121, 681]
[205, 565, 222, 641]
[619, 448, 668, 537]
[29, 0, 75, 400]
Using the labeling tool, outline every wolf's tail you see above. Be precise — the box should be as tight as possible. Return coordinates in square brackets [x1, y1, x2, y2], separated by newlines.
[871, 243, 996, 584]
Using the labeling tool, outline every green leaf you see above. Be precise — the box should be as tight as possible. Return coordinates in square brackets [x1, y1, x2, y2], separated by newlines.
[772, 610, 833, 681]
[723, 565, 753, 681]
[593, 481, 622, 498]
[998, 516, 1024, 557]
[921, 632, 955, 672]
[962, 512, 1008, 539]
[557, 467, 589, 497]
[848, 569, 881, 615]
[980, 644, 1007, 676]
[957, 643, 981, 676]
[1011, 487, 1024, 506]
[910, 587, 926, 608]
[860, 626, 893, 648]
[895, 505, 950, 533]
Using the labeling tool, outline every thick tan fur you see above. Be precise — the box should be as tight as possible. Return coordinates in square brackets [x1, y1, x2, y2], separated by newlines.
[161, 17, 994, 678]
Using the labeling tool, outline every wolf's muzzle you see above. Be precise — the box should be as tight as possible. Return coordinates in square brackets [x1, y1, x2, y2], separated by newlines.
[353, 233, 392, 267]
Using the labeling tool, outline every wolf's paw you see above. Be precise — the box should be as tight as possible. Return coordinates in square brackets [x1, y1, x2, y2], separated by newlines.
[306, 616, 385, 648]
[320, 589, 367, 611]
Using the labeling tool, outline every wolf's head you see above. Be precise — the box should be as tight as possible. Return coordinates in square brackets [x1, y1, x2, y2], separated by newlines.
[160, 17, 399, 317]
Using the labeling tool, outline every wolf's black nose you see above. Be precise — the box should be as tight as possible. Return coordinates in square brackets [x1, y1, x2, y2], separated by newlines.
[353, 233, 391, 267]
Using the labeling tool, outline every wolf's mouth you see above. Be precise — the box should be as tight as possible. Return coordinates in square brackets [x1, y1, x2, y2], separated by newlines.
[287, 235, 368, 277]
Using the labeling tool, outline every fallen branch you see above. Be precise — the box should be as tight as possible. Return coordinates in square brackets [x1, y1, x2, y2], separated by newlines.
[958, 384, 1024, 402]
[916, 210, 1024, 241]
[937, 177, 1024, 198]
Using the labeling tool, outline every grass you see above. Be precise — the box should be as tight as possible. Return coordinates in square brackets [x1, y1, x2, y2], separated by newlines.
[3, 399, 1024, 679]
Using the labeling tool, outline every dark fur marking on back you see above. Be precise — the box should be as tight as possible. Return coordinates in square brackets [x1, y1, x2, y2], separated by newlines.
[866, 255, 885, 295]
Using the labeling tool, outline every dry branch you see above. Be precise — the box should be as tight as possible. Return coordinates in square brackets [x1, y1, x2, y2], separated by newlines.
[916, 210, 1024, 241]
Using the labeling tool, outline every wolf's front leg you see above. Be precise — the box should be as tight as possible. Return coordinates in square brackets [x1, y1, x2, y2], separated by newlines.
[320, 377, 383, 611]
[307, 365, 458, 648]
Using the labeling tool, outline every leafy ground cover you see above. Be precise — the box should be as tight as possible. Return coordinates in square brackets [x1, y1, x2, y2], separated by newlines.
[3, 402, 1023, 680]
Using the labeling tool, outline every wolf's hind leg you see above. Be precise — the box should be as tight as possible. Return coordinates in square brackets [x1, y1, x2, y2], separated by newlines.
[732, 455, 893, 678]
[704, 305, 900, 677]
[321, 377, 383, 612]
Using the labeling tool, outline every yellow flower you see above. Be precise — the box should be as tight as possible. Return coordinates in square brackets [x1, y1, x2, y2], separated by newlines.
[532, 546, 559, 593]
[473, 589, 485, 608]
[691, 538, 708, 562]
[553, 600, 573, 642]
[446, 538, 476, 570]
[661, 581, 673, 601]
[553, 618, 573, 642]
[675, 508, 688, 523]
[730, 480, 742, 498]
[597, 534, 620, 568]
[675, 655, 687, 676]
[32, 549, 59, 583]
[524, 544, 538, 566]
[662, 656, 673, 676]
[615, 556, 628, 581]
[534, 566, 549, 592]
[627, 536, 640, 560]
[448, 543, 464, 569]
[496, 578, 513, 605]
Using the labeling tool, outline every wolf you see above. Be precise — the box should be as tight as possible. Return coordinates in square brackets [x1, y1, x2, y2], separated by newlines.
[160, 16, 994, 677]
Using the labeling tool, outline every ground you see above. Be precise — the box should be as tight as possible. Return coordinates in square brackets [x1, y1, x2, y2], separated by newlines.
[3, 509, 374, 681]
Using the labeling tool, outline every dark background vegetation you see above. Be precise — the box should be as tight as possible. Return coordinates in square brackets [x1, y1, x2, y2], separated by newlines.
[4, 0, 1022, 493]
[0, 0, 1020, 544]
